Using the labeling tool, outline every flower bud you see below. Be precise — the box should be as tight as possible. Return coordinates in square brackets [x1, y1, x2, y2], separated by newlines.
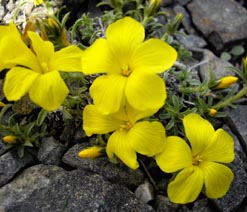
[2, 135, 17, 144]
[0, 102, 6, 107]
[208, 108, 217, 117]
[147, 0, 161, 16]
[214, 76, 238, 89]
[78, 146, 104, 159]
[34, 0, 43, 6]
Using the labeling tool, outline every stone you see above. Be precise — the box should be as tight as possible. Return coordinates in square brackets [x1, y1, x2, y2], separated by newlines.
[226, 105, 247, 153]
[192, 199, 213, 212]
[62, 143, 144, 189]
[175, 0, 191, 5]
[187, 0, 247, 50]
[175, 33, 207, 49]
[155, 195, 181, 212]
[0, 164, 155, 212]
[212, 154, 247, 212]
[198, 50, 234, 80]
[0, 148, 36, 187]
[135, 181, 154, 203]
[37, 136, 67, 165]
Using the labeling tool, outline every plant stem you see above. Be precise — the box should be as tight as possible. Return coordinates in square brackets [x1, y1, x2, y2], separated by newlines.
[213, 85, 247, 110]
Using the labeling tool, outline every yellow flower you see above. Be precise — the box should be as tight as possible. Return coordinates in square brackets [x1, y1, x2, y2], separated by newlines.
[82, 17, 177, 114]
[214, 76, 238, 89]
[34, 0, 43, 5]
[83, 103, 166, 169]
[2, 135, 17, 144]
[0, 23, 83, 111]
[78, 146, 104, 158]
[208, 108, 217, 116]
[155, 113, 234, 204]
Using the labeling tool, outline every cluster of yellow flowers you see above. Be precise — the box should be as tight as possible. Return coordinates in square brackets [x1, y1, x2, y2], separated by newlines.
[0, 17, 235, 204]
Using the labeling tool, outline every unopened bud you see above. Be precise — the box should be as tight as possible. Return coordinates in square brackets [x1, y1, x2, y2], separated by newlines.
[208, 108, 217, 117]
[3, 135, 17, 144]
[78, 146, 104, 159]
[0, 102, 6, 107]
[214, 76, 238, 89]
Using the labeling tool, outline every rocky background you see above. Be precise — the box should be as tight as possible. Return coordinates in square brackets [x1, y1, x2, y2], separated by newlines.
[0, 0, 247, 211]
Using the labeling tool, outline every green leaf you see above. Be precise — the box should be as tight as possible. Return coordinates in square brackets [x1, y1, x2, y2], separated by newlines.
[36, 109, 48, 127]
[220, 52, 231, 61]
[230, 45, 244, 56]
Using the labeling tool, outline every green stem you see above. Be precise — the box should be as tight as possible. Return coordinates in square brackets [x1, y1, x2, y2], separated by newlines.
[213, 85, 247, 110]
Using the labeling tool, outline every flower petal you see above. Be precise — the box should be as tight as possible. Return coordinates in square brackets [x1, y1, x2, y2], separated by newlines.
[90, 75, 127, 114]
[200, 161, 234, 199]
[28, 31, 54, 64]
[126, 73, 166, 111]
[202, 129, 234, 163]
[106, 17, 144, 65]
[82, 38, 120, 74]
[130, 38, 177, 73]
[183, 113, 215, 155]
[52, 45, 83, 72]
[29, 71, 68, 111]
[155, 136, 192, 173]
[4, 67, 39, 101]
[0, 23, 38, 71]
[83, 105, 124, 136]
[128, 121, 166, 156]
[106, 130, 139, 169]
[168, 166, 204, 204]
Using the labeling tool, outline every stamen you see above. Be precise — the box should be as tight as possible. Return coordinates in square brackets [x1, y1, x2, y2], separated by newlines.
[192, 155, 203, 166]
[121, 64, 131, 76]
[119, 122, 133, 130]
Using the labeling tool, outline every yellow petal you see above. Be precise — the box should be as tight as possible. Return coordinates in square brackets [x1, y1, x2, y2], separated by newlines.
[52, 45, 83, 72]
[126, 73, 166, 111]
[200, 161, 234, 199]
[82, 38, 120, 74]
[82, 105, 124, 136]
[155, 136, 192, 173]
[106, 17, 144, 65]
[29, 71, 68, 111]
[168, 166, 204, 204]
[4, 67, 39, 101]
[0, 23, 38, 71]
[183, 113, 215, 155]
[78, 146, 103, 158]
[128, 121, 166, 156]
[106, 130, 139, 169]
[202, 129, 234, 163]
[28, 31, 54, 73]
[90, 75, 127, 114]
[130, 38, 177, 74]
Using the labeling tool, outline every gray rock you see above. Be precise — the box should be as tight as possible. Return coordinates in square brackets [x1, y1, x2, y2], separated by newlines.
[135, 181, 154, 203]
[0, 164, 155, 212]
[0, 148, 36, 187]
[187, 0, 247, 50]
[198, 50, 234, 80]
[0, 139, 9, 156]
[175, 0, 191, 5]
[175, 33, 207, 49]
[192, 199, 213, 212]
[62, 143, 144, 189]
[155, 195, 181, 212]
[212, 154, 247, 212]
[226, 105, 247, 153]
[37, 136, 67, 165]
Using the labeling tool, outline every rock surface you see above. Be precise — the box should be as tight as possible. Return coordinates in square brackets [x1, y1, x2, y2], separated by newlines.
[187, 0, 247, 50]
[0, 164, 155, 212]
[62, 143, 144, 189]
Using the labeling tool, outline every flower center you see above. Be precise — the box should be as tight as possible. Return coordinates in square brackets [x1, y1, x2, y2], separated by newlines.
[121, 64, 131, 76]
[119, 122, 133, 131]
[40, 61, 50, 74]
[192, 154, 203, 166]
